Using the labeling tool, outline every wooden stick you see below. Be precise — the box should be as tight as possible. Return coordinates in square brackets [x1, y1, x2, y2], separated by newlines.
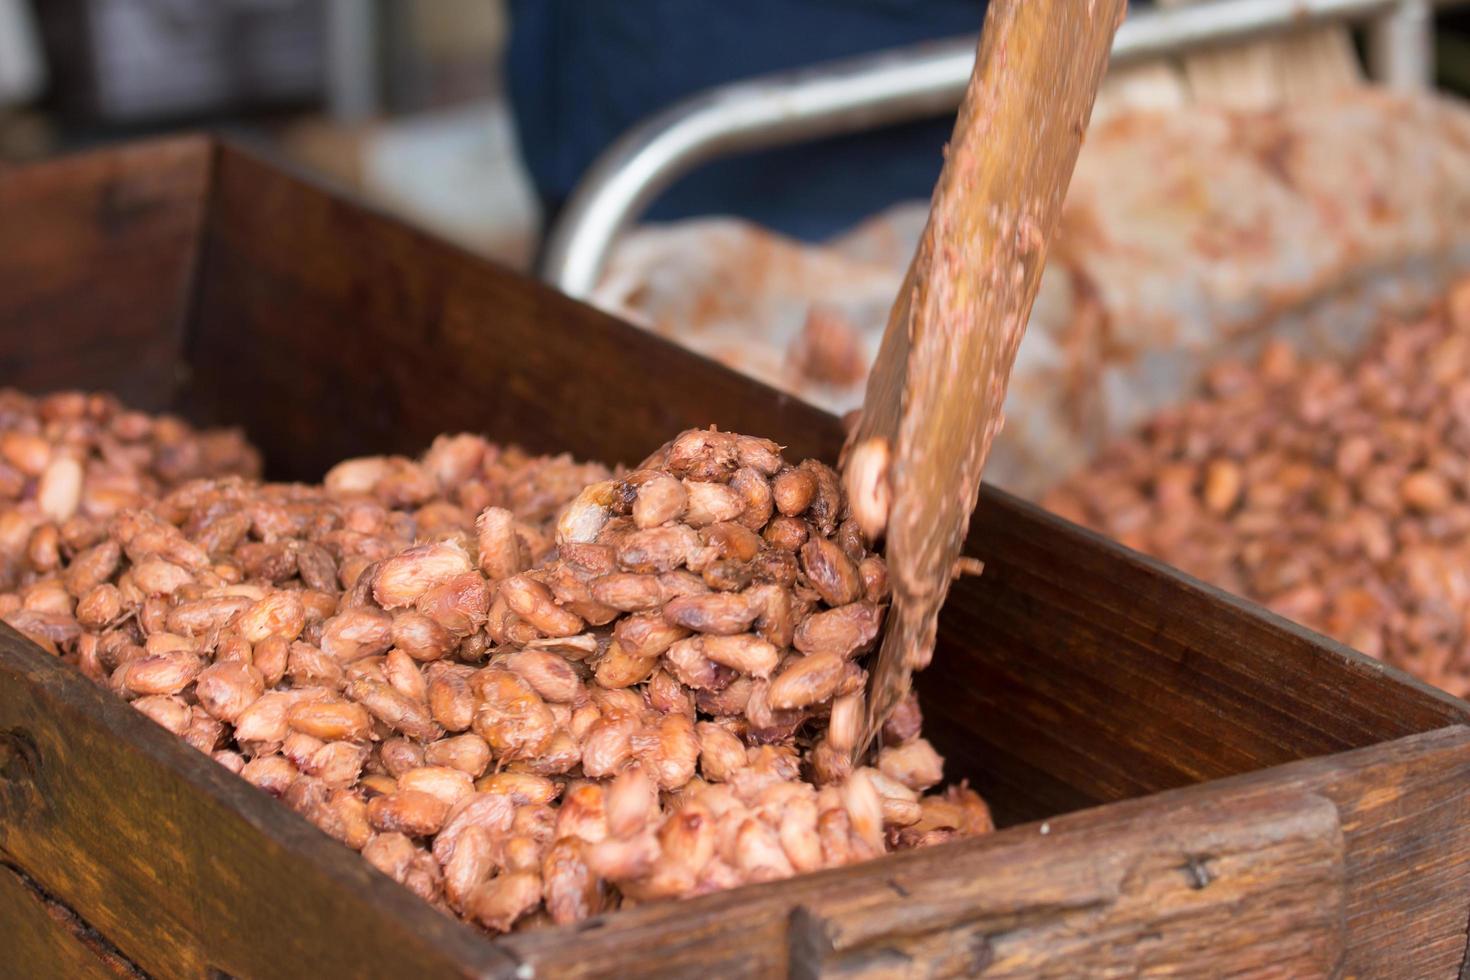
[847, 0, 1125, 752]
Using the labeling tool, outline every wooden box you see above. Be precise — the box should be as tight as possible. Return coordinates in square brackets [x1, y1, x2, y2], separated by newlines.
[1, 136, 1469, 979]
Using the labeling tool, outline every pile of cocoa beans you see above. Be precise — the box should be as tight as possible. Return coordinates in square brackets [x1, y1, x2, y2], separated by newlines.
[0, 401, 990, 934]
[0, 388, 260, 592]
[1046, 279, 1470, 696]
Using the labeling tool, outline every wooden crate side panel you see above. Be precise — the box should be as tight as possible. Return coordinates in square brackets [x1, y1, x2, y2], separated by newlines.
[181, 144, 840, 484]
[0, 135, 209, 411]
[0, 861, 138, 979]
[923, 491, 1470, 824]
[181, 146, 1469, 820]
[795, 790, 1345, 978]
[12, 610, 1460, 979]
[6, 605, 1462, 980]
[499, 727, 1470, 978]
[497, 783, 1346, 978]
[1135, 724, 1470, 978]
[0, 627, 512, 980]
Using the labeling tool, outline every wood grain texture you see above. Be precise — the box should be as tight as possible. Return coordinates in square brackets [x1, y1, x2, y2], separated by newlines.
[180, 144, 828, 484]
[852, 0, 1124, 746]
[920, 491, 1470, 825]
[1165, 725, 1470, 979]
[496, 728, 1470, 979]
[0, 861, 139, 980]
[497, 780, 1346, 978]
[793, 790, 1344, 978]
[0, 135, 209, 412]
[0, 625, 513, 980]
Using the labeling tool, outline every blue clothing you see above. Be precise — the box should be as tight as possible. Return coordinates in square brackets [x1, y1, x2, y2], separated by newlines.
[507, 0, 988, 241]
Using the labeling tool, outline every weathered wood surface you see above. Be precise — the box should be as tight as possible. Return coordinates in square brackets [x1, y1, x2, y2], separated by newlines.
[0, 625, 511, 980]
[926, 493, 1470, 824]
[0, 135, 209, 412]
[500, 784, 1347, 979]
[1182, 725, 1470, 978]
[2, 582, 1372, 980]
[791, 790, 1344, 978]
[0, 860, 138, 980]
[497, 726, 1470, 979]
[181, 145, 819, 484]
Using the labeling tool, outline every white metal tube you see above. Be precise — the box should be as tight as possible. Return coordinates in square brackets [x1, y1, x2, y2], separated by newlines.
[1370, 0, 1435, 90]
[543, 0, 1457, 299]
[326, 0, 380, 123]
[0, 0, 46, 108]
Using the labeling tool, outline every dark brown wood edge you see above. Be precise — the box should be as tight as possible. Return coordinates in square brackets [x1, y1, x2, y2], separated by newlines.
[0, 624, 515, 980]
[788, 788, 1346, 978]
[980, 487, 1469, 723]
[921, 486, 1470, 825]
[0, 134, 212, 411]
[496, 725, 1468, 978]
[3, 133, 193, 173]
[0, 859, 145, 978]
[491, 749, 1402, 977]
[198, 130, 443, 252]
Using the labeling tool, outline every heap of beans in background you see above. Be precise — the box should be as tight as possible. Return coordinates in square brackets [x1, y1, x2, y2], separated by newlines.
[0, 405, 991, 934]
[1045, 279, 1470, 696]
[0, 389, 261, 592]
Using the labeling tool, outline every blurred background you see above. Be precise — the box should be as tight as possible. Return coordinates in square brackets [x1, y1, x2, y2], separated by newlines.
[9, 0, 1470, 695]
[3, 2, 1467, 271]
[0, 0, 534, 264]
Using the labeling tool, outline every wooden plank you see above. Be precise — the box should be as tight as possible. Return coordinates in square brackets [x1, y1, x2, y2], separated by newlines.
[849, 0, 1122, 747]
[1213, 725, 1470, 978]
[497, 778, 1346, 978]
[0, 625, 514, 980]
[498, 726, 1468, 979]
[0, 860, 141, 979]
[182, 143, 835, 483]
[919, 491, 1470, 825]
[793, 790, 1344, 978]
[0, 135, 210, 412]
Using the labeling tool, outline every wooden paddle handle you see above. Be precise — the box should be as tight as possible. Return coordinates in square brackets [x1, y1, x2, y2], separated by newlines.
[849, 0, 1125, 749]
